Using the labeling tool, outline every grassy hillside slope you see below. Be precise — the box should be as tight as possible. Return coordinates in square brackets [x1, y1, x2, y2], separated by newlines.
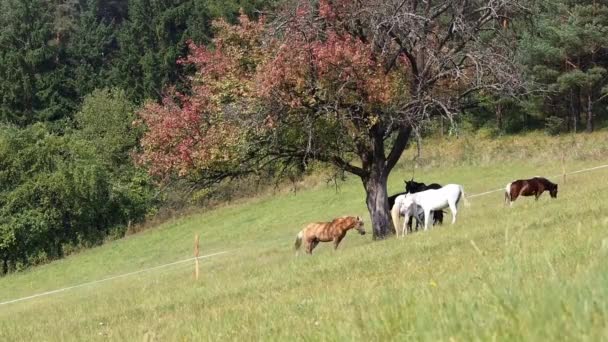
[1, 132, 608, 341]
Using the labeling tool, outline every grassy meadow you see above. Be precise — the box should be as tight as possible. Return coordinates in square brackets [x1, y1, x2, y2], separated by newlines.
[1, 131, 608, 341]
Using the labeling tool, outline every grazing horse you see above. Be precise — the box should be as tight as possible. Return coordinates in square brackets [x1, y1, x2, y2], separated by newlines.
[392, 184, 469, 237]
[294, 216, 365, 254]
[505, 177, 558, 206]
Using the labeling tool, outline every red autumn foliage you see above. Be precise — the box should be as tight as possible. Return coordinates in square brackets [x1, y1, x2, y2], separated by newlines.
[258, 30, 397, 109]
[135, 89, 240, 178]
[258, 2, 402, 115]
[136, 13, 265, 180]
[137, 3, 406, 181]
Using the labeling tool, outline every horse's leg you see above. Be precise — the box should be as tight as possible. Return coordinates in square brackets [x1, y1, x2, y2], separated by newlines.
[424, 209, 432, 231]
[333, 235, 345, 250]
[391, 203, 401, 238]
[516, 184, 528, 202]
[417, 208, 426, 230]
[309, 240, 320, 254]
[448, 201, 458, 224]
[413, 213, 420, 231]
[402, 215, 410, 237]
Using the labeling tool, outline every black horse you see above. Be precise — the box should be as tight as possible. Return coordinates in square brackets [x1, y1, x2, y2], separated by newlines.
[388, 179, 444, 232]
[404, 179, 442, 194]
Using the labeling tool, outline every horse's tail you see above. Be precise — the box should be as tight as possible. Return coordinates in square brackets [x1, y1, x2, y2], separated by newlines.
[294, 230, 304, 251]
[504, 182, 512, 205]
[460, 185, 471, 207]
[390, 201, 401, 236]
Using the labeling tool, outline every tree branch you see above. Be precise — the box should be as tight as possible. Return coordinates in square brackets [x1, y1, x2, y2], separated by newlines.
[385, 126, 412, 173]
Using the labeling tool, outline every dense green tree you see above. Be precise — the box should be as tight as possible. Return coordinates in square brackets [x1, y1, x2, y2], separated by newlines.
[0, 110, 154, 274]
[98, 0, 129, 24]
[75, 88, 155, 232]
[521, 0, 608, 132]
[0, 0, 73, 125]
[0, 124, 112, 273]
[75, 88, 139, 166]
[0, 0, 276, 125]
[66, 0, 117, 101]
[111, 0, 277, 103]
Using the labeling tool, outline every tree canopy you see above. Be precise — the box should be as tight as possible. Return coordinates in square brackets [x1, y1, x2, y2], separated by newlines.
[137, 0, 528, 238]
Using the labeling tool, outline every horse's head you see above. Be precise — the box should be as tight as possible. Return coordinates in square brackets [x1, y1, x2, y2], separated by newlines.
[404, 179, 425, 193]
[549, 184, 558, 198]
[353, 216, 365, 235]
[404, 179, 414, 193]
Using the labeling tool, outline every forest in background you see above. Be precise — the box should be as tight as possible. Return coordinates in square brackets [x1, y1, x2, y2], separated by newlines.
[1, 0, 608, 274]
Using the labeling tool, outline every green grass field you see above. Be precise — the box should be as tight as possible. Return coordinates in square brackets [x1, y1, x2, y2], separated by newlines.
[1, 132, 608, 341]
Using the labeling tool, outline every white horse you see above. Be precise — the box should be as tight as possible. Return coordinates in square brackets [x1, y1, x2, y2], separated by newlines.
[390, 196, 425, 237]
[391, 184, 469, 237]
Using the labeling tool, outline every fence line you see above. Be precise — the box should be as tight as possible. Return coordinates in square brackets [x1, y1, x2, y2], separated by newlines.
[2, 162, 608, 307]
[0, 251, 229, 306]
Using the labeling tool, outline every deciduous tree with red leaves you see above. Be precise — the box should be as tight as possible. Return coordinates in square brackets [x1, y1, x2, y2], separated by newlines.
[138, 1, 526, 239]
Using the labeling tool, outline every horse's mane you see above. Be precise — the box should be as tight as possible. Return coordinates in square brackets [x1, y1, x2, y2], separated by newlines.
[329, 216, 364, 231]
[406, 180, 442, 193]
[331, 216, 356, 225]
[533, 177, 557, 187]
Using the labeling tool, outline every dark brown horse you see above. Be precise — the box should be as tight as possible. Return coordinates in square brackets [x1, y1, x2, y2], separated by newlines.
[505, 177, 558, 206]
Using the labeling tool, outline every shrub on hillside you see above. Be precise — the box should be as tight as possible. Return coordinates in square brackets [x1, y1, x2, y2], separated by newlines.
[0, 106, 155, 274]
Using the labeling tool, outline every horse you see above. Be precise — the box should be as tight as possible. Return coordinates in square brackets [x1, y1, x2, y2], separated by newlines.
[294, 216, 365, 254]
[504, 177, 558, 206]
[404, 179, 444, 228]
[387, 179, 441, 209]
[390, 197, 426, 237]
[405, 179, 442, 193]
[391, 184, 469, 237]
[389, 191, 429, 234]
[388, 179, 443, 233]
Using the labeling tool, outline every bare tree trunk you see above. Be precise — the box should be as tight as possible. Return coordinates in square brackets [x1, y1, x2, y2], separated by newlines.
[358, 126, 411, 239]
[586, 93, 594, 133]
[362, 165, 394, 239]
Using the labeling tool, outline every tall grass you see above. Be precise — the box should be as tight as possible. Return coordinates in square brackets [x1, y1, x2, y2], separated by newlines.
[1, 131, 608, 341]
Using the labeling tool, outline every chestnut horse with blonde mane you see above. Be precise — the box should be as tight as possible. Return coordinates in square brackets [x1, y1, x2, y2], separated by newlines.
[294, 216, 365, 254]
